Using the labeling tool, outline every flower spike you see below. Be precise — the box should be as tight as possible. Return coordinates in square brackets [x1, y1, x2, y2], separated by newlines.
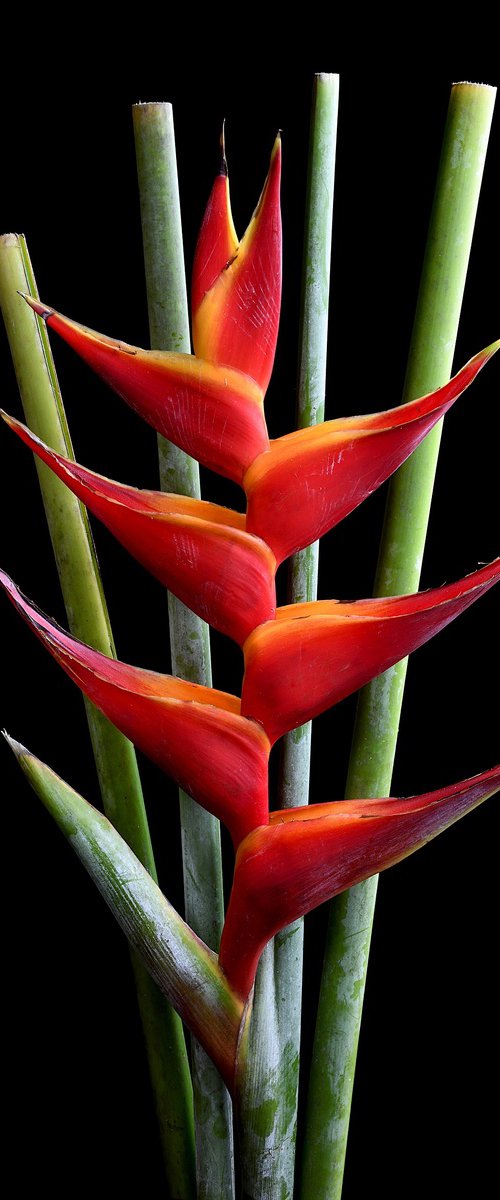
[245, 340, 500, 562]
[0, 571, 270, 845]
[220, 766, 500, 1002]
[21, 296, 269, 484]
[241, 560, 500, 742]
[1, 412, 276, 645]
[193, 134, 282, 392]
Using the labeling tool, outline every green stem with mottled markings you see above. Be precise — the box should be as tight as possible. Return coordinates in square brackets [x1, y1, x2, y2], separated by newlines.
[301, 81, 496, 1200]
[133, 101, 234, 1200]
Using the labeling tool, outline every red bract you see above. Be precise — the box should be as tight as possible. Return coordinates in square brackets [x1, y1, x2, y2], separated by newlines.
[191, 126, 238, 312]
[21, 297, 268, 484]
[241, 560, 500, 742]
[20, 297, 498, 556]
[192, 134, 282, 391]
[0, 571, 270, 847]
[3, 555, 498, 847]
[245, 341, 500, 561]
[1, 413, 276, 645]
[220, 765, 500, 1002]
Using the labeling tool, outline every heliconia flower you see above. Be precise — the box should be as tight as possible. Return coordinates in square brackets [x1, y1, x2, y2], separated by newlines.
[244, 340, 500, 562]
[192, 133, 282, 392]
[241, 560, 500, 743]
[1, 412, 277, 645]
[21, 296, 269, 485]
[0, 571, 270, 846]
[220, 765, 500, 1002]
[20, 297, 498, 557]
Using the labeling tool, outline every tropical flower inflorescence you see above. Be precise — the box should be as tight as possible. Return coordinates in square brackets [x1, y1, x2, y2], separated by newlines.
[2, 132, 499, 1094]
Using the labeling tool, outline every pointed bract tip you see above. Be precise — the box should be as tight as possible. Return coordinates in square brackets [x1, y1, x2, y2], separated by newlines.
[0, 408, 18, 430]
[219, 119, 228, 175]
[2, 730, 31, 760]
[19, 293, 54, 321]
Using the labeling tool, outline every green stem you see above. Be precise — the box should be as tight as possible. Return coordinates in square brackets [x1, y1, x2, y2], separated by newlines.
[238, 74, 339, 1199]
[133, 101, 234, 1200]
[301, 82, 497, 1199]
[0, 232, 195, 1197]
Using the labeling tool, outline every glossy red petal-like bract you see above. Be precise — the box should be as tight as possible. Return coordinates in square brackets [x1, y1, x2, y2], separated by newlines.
[2, 413, 276, 646]
[220, 765, 500, 1000]
[245, 341, 500, 562]
[22, 297, 268, 485]
[193, 137, 282, 392]
[241, 560, 500, 742]
[191, 128, 238, 313]
[0, 571, 270, 845]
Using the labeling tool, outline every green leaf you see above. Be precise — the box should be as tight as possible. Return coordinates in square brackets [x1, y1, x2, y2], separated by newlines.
[5, 733, 244, 1093]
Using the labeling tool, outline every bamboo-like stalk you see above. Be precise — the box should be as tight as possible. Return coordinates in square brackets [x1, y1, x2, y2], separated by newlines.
[238, 74, 339, 1200]
[133, 101, 234, 1200]
[301, 82, 497, 1199]
[0, 233, 196, 1198]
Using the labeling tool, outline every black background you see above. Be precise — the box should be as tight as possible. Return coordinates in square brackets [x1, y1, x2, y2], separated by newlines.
[1, 43, 498, 1198]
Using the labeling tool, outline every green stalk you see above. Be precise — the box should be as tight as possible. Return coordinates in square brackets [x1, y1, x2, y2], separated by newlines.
[133, 102, 234, 1200]
[301, 82, 497, 1199]
[0, 233, 196, 1197]
[238, 74, 339, 1200]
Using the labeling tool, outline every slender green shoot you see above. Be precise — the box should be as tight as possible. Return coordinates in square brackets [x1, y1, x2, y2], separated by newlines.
[301, 81, 497, 1200]
[238, 73, 339, 1199]
[133, 101, 234, 1200]
[0, 233, 196, 1198]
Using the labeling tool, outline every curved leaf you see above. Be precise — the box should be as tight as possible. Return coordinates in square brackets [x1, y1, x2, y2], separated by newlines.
[5, 733, 244, 1090]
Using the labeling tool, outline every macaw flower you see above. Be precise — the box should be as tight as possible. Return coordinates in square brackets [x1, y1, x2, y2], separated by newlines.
[20, 297, 498, 556]
[220, 765, 500, 1003]
[241, 560, 500, 742]
[0, 570, 270, 847]
[1, 412, 277, 646]
[192, 131, 282, 392]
